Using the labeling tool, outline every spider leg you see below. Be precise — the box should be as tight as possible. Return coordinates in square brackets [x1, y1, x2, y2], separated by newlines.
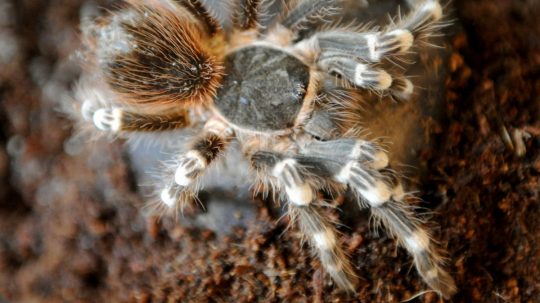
[300, 139, 457, 298]
[86, 105, 190, 133]
[249, 151, 358, 292]
[280, 0, 341, 33]
[293, 1, 443, 99]
[312, 0, 442, 61]
[158, 119, 232, 210]
[174, 0, 222, 35]
[232, 0, 265, 30]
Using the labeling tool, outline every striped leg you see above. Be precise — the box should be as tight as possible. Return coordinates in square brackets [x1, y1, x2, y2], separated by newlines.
[295, 0, 443, 99]
[312, 0, 442, 61]
[158, 119, 232, 211]
[280, 0, 341, 32]
[88, 106, 190, 133]
[250, 151, 357, 292]
[300, 139, 457, 298]
[233, 0, 264, 30]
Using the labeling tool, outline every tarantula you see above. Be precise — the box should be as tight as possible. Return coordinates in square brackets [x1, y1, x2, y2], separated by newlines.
[74, 0, 456, 298]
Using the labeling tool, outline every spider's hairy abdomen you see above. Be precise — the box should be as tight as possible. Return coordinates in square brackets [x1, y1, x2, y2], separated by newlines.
[98, 2, 224, 107]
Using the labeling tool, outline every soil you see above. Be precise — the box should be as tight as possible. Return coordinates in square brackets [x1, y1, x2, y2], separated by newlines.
[0, 0, 539, 302]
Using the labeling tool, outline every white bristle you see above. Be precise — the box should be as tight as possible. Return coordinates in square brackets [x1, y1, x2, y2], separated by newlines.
[174, 152, 205, 187]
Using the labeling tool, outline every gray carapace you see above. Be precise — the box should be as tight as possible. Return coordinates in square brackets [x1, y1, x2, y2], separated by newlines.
[214, 46, 310, 132]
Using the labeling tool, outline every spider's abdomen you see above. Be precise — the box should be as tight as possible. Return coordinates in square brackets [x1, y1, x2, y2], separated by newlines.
[214, 46, 310, 132]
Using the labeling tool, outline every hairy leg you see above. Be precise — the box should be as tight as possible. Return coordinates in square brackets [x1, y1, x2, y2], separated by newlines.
[157, 119, 233, 211]
[174, 0, 222, 35]
[300, 139, 457, 298]
[245, 136, 456, 297]
[293, 1, 443, 100]
[248, 148, 358, 292]
[280, 0, 341, 32]
[232, 0, 264, 30]
[87, 106, 190, 133]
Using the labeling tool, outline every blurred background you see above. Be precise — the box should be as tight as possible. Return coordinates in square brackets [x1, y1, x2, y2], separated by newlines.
[0, 0, 539, 302]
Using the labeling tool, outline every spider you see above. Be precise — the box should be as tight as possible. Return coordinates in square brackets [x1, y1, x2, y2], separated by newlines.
[74, 0, 456, 298]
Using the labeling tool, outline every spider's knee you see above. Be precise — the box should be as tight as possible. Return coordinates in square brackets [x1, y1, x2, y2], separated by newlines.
[252, 153, 316, 206]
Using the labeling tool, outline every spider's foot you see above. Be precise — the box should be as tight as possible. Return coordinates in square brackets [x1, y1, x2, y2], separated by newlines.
[160, 186, 178, 208]
[421, 0, 443, 22]
[364, 29, 414, 61]
[390, 77, 414, 101]
[92, 108, 122, 132]
[402, 0, 443, 31]
[354, 64, 393, 90]
[174, 151, 206, 187]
